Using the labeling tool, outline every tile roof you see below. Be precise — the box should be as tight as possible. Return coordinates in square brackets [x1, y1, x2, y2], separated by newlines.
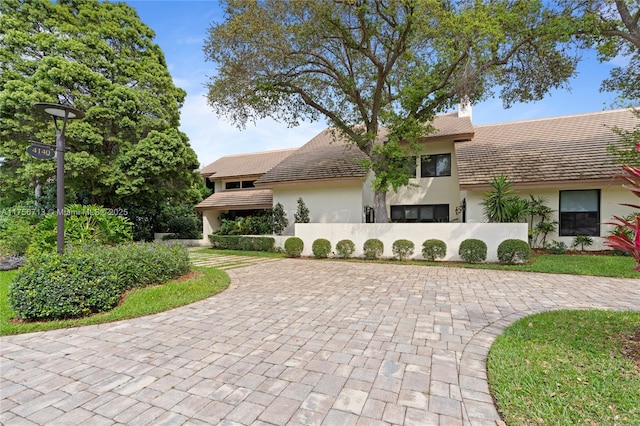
[255, 114, 474, 185]
[255, 129, 369, 185]
[195, 188, 273, 210]
[455, 109, 639, 187]
[199, 148, 297, 179]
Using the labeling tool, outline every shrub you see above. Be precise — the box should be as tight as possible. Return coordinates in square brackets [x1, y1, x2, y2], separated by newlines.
[209, 235, 275, 252]
[335, 239, 355, 258]
[157, 204, 202, 239]
[363, 239, 384, 260]
[497, 239, 531, 264]
[0, 216, 34, 256]
[9, 249, 121, 321]
[422, 239, 447, 261]
[272, 203, 289, 235]
[392, 239, 415, 261]
[28, 204, 133, 254]
[284, 237, 304, 257]
[9, 242, 191, 321]
[458, 239, 487, 263]
[572, 235, 594, 251]
[294, 197, 310, 223]
[312, 238, 332, 258]
[545, 240, 567, 254]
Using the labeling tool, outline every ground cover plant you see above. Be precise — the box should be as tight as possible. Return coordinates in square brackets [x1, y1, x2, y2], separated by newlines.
[488, 309, 640, 425]
[1, 267, 229, 335]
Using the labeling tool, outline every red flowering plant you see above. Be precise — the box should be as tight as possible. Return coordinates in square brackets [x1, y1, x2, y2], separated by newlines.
[605, 164, 640, 270]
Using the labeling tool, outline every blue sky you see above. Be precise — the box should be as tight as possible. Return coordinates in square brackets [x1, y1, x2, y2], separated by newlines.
[124, 1, 621, 168]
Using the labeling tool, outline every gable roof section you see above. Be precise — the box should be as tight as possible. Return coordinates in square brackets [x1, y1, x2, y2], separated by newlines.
[456, 109, 638, 188]
[200, 148, 297, 179]
[195, 188, 273, 210]
[429, 113, 474, 139]
[255, 129, 369, 185]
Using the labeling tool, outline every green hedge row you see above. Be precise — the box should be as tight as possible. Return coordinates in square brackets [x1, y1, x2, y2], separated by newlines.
[208, 235, 275, 252]
[8, 242, 191, 321]
[281, 237, 530, 264]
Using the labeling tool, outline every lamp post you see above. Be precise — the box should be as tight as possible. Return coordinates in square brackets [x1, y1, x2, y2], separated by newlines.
[33, 102, 84, 254]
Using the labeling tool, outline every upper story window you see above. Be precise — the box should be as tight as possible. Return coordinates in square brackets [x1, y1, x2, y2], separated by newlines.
[559, 189, 600, 236]
[225, 180, 256, 190]
[421, 153, 451, 178]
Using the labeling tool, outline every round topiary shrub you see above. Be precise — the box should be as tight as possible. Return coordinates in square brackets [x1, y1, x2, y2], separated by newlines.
[458, 238, 487, 263]
[312, 238, 332, 258]
[363, 238, 384, 260]
[335, 239, 355, 259]
[284, 237, 304, 258]
[422, 239, 447, 261]
[392, 239, 415, 261]
[497, 239, 531, 264]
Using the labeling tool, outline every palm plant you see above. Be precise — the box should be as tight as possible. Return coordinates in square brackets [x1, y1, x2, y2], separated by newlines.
[481, 174, 527, 223]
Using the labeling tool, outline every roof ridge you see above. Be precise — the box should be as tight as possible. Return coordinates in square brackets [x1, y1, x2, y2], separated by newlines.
[218, 147, 299, 159]
[474, 107, 637, 128]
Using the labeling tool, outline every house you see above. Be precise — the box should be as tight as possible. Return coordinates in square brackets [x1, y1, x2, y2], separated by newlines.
[196, 107, 639, 250]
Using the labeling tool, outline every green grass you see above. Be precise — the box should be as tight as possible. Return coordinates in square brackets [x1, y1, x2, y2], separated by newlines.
[0, 267, 229, 336]
[488, 310, 640, 425]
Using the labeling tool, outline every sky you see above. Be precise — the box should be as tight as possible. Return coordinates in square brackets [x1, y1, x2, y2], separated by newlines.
[123, 1, 623, 168]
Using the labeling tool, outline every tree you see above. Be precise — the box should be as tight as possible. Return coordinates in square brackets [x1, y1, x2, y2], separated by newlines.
[204, 0, 576, 222]
[0, 0, 202, 238]
[272, 202, 288, 235]
[481, 174, 528, 223]
[294, 197, 310, 223]
[563, 1, 640, 165]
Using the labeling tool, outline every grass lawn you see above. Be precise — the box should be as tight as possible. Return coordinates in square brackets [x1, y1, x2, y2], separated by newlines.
[488, 310, 640, 425]
[0, 266, 229, 336]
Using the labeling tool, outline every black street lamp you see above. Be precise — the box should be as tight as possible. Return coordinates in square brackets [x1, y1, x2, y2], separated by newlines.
[33, 102, 84, 254]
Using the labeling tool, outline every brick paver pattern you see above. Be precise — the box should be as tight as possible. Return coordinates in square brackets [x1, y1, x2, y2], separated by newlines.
[1, 259, 639, 425]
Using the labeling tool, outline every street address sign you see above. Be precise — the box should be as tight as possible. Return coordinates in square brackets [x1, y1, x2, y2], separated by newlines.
[27, 143, 55, 160]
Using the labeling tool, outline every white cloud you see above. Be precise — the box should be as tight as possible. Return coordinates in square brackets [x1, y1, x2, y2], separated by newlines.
[179, 91, 326, 168]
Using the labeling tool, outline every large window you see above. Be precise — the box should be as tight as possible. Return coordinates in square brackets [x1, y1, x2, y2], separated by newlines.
[559, 190, 600, 236]
[390, 204, 449, 223]
[421, 154, 451, 177]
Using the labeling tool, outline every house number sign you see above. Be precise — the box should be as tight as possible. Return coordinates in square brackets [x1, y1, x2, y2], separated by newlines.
[26, 142, 55, 160]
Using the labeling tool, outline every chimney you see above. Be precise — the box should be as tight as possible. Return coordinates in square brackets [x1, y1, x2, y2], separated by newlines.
[458, 97, 472, 121]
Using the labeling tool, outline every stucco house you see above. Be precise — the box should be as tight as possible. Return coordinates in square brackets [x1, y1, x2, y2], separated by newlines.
[196, 107, 639, 250]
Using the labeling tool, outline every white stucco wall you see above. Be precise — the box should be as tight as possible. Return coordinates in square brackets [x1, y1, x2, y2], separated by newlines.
[465, 183, 638, 250]
[273, 181, 365, 235]
[202, 209, 221, 237]
[386, 140, 464, 222]
[294, 222, 527, 262]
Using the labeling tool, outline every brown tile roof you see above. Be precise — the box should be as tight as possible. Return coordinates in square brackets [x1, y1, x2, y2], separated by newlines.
[195, 189, 273, 210]
[255, 129, 369, 185]
[255, 114, 474, 185]
[199, 148, 297, 179]
[456, 109, 639, 187]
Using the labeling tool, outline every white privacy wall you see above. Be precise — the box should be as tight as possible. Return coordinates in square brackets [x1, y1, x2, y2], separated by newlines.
[294, 223, 528, 262]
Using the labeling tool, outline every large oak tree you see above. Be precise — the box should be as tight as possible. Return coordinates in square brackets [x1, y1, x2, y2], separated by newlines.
[204, 0, 577, 222]
[0, 0, 202, 238]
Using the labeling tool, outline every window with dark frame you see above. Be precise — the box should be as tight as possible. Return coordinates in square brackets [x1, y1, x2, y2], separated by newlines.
[225, 181, 241, 190]
[390, 204, 449, 223]
[420, 153, 451, 178]
[242, 180, 256, 188]
[559, 189, 600, 236]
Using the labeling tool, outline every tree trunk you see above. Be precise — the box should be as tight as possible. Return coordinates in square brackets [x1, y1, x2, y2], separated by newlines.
[373, 189, 388, 223]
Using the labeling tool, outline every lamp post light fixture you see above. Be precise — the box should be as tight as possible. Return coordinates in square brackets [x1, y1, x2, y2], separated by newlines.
[33, 102, 85, 255]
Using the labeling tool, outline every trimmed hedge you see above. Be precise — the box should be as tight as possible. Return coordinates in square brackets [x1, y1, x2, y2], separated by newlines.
[422, 239, 447, 261]
[392, 239, 414, 261]
[9, 242, 190, 321]
[209, 235, 275, 252]
[335, 239, 355, 259]
[458, 239, 487, 263]
[497, 239, 531, 264]
[284, 237, 304, 258]
[363, 239, 384, 260]
[312, 238, 332, 258]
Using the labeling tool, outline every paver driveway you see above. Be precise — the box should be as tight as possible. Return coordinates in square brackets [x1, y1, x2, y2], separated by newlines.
[2, 260, 639, 425]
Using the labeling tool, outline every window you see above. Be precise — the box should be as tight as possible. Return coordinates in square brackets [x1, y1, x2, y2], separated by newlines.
[421, 154, 451, 178]
[242, 180, 256, 188]
[225, 181, 241, 190]
[403, 156, 417, 177]
[559, 190, 600, 236]
[390, 204, 449, 223]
